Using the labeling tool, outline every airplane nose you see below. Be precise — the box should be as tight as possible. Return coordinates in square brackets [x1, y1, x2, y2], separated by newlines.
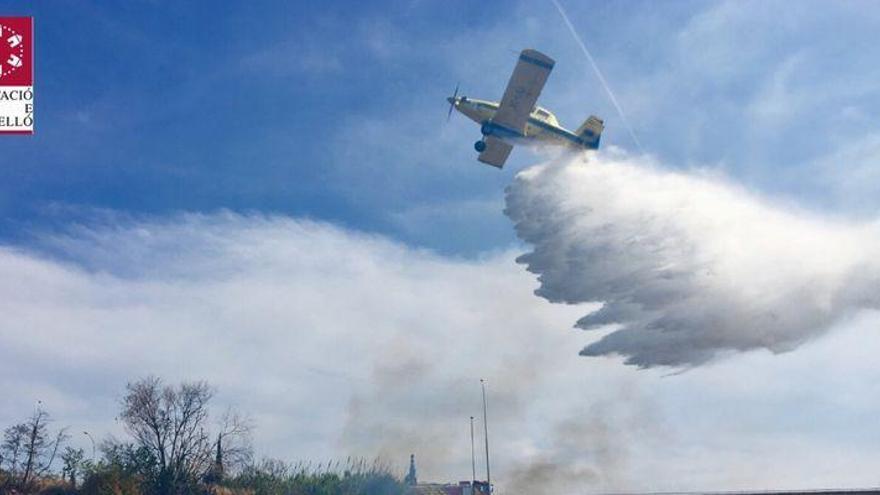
[446, 96, 455, 105]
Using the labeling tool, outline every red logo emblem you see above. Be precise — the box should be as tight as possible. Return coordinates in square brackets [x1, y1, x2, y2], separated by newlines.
[0, 16, 33, 134]
[0, 17, 32, 86]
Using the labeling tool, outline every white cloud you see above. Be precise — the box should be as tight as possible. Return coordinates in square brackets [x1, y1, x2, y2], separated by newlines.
[806, 133, 880, 215]
[4, 212, 880, 493]
[0, 213, 592, 487]
[745, 54, 809, 129]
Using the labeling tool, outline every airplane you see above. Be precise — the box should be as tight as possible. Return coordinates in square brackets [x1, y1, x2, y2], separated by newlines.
[446, 48, 604, 168]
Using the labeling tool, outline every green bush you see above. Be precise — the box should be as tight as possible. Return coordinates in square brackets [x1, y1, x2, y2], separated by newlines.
[226, 459, 404, 495]
[79, 468, 143, 495]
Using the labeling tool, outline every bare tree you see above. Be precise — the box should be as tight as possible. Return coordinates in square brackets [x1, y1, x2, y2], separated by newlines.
[119, 376, 251, 492]
[1, 406, 67, 490]
[215, 408, 252, 475]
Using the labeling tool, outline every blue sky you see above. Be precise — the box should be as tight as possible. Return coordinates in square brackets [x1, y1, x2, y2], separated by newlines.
[3, 1, 876, 255]
[4, 1, 880, 491]
[1, 0, 520, 252]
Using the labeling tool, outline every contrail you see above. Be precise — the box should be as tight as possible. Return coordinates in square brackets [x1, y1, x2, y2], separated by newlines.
[551, 0, 645, 153]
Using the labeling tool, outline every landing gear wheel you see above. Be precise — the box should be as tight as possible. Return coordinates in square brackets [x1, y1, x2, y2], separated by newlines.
[480, 123, 492, 136]
[474, 140, 487, 152]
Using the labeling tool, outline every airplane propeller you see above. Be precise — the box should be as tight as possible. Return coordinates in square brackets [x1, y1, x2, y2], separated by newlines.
[447, 83, 460, 121]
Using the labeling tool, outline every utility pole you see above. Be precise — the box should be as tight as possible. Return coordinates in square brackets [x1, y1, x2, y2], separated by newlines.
[480, 379, 490, 490]
[470, 416, 476, 485]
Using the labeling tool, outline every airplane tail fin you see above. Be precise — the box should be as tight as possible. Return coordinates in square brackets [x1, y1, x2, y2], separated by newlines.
[575, 115, 604, 149]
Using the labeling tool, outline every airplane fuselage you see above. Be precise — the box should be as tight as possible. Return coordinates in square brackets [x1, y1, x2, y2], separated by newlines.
[449, 97, 597, 149]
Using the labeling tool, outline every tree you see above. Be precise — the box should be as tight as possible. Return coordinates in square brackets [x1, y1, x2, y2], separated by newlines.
[61, 446, 85, 488]
[119, 376, 250, 493]
[0, 406, 67, 490]
[1, 422, 28, 488]
[79, 440, 158, 495]
[211, 409, 252, 479]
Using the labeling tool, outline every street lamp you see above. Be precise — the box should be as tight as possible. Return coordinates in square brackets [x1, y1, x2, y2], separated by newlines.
[480, 379, 490, 491]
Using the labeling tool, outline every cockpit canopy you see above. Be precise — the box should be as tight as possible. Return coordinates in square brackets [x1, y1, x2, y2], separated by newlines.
[532, 106, 559, 126]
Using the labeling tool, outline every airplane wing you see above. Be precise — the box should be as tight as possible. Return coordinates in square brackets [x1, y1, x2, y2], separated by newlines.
[478, 136, 513, 168]
[492, 49, 555, 135]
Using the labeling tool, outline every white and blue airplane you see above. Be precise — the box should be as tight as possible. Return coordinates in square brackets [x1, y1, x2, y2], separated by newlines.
[447, 49, 604, 168]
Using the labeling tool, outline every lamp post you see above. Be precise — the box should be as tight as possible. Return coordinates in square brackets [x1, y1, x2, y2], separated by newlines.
[480, 379, 490, 491]
[470, 416, 476, 486]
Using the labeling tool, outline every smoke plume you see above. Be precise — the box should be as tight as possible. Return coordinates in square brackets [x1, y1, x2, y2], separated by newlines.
[506, 150, 880, 368]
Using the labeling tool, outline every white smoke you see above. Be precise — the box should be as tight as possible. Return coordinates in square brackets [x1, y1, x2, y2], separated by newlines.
[505, 150, 880, 368]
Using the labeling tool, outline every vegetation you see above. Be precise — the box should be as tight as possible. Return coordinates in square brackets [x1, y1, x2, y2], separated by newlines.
[0, 406, 67, 493]
[0, 378, 405, 495]
[227, 458, 404, 495]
